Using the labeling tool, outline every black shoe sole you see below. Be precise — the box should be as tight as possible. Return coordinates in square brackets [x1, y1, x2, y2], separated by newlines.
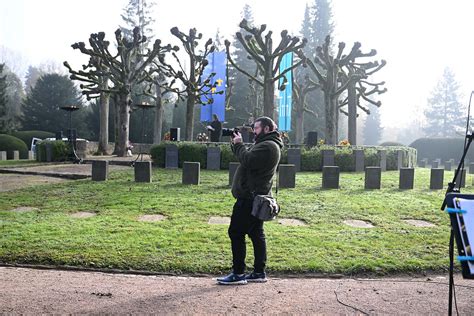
[246, 278, 267, 283]
[217, 280, 248, 285]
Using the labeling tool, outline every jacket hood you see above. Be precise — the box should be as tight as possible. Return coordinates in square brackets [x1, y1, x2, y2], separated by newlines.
[255, 130, 284, 148]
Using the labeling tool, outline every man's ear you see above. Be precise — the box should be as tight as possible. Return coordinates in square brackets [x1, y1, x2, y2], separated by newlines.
[264, 126, 270, 133]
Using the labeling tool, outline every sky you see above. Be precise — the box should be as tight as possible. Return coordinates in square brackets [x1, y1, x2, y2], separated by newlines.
[1, 0, 473, 130]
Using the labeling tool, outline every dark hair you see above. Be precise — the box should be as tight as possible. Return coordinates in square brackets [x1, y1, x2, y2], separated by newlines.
[212, 114, 219, 121]
[255, 116, 276, 131]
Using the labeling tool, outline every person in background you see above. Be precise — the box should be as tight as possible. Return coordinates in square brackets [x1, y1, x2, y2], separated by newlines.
[207, 114, 222, 142]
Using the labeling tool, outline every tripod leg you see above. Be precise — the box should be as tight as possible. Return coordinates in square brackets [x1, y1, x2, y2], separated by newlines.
[448, 229, 454, 316]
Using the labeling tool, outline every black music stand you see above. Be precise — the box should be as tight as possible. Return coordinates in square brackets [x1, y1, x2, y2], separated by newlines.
[60, 105, 82, 163]
[131, 102, 155, 166]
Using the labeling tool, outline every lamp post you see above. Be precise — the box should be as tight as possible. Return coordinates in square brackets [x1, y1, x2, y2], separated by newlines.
[132, 102, 155, 165]
[60, 105, 81, 163]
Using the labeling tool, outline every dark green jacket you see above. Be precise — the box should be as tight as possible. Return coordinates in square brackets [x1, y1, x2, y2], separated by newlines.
[231, 131, 283, 199]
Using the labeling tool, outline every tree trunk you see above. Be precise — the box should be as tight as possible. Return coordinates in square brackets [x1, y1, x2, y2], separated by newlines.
[325, 93, 338, 145]
[185, 93, 195, 141]
[295, 97, 305, 144]
[263, 79, 275, 120]
[113, 96, 120, 155]
[153, 85, 164, 144]
[116, 93, 131, 157]
[98, 92, 110, 154]
[347, 81, 357, 145]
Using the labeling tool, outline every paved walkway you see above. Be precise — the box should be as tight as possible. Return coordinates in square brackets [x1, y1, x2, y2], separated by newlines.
[1, 267, 472, 314]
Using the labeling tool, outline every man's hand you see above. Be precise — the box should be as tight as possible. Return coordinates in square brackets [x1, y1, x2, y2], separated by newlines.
[232, 131, 243, 144]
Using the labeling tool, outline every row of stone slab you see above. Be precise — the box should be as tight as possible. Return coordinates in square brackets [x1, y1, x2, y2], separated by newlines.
[163, 144, 410, 172]
[91, 161, 153, 182]
[419, 158, 474, 172]
[0, 150, 35, 160]
[91, 160, 461, 190]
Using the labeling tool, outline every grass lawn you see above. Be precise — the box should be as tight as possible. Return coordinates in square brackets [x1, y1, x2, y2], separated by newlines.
[0, 167, 469, 275]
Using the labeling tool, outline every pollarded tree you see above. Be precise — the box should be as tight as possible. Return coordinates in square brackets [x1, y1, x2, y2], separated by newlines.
[300, 0, 335, 139]
[424, 67, 465, 137]
[159, 27, 221, 141]
[64, 27, 176, 156]
[292, 69, 320, 144]
[225, 19, 307, 121]
[298, 35, 380, 144]
[226, 4, 259, 127]
[338, 50, 386, 145]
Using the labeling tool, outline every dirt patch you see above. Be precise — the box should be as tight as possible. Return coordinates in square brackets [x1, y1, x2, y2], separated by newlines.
[5, 164, 129, 176]
[138, 215, 166, 222]
[6, 206, 40, 213]
[343, 219, 374, 228]
[403, 219, 436, 227]
[0, 174, 69, 192]
[278, 218, 307, 226]
[208, 216, 230, 225]
[70, 212, 97, 218]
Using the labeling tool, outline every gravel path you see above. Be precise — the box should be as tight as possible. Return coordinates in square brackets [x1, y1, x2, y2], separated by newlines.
[1, 267, 472, 314]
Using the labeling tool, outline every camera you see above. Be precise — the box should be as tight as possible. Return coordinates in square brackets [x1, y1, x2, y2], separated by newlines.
[222, 127, 240, 137]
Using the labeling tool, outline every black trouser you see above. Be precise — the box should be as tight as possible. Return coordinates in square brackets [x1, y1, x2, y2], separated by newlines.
[228, 198, 266, 274]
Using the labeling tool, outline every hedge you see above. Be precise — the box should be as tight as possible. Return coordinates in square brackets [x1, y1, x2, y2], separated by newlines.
[150, 142, 417, 171]
[36, 140, 70, 162]
[0, 134, 29, 159]
[10, 130, 55, 149]
[150, 142, 238, 169]
[409, 138, 469, 162]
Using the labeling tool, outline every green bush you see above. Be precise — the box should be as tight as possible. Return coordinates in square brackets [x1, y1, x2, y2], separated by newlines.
[177, 142, 207, 168]
[0, 134, 29, 159]
[150, 144, 166, 168]
[36, 140, 69, 162]
[10, 130, 55, 149]
[150, 142, 209, 169]
[410, 138, 467, 162]
[150, 143, 417, 171]
[220, 144, 238, 169]
[380, 141, 405, 146]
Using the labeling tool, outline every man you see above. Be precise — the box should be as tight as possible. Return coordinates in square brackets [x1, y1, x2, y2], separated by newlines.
[217, 116, 283, 285]
[206, 114, 222, 142]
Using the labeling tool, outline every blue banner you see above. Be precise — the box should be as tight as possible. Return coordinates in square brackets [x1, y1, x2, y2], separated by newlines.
[278, 52, 293, 131]
[200, 51, 226, 122]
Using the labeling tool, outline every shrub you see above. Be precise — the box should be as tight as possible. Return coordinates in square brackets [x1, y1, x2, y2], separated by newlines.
[0, 134, 29, 159]
[409, 138, 468, 162]
[36, 140, 69, 162]
[150, 142, 417, 171]
[10, 130, 55, 149]
[380, 141, 405, 146]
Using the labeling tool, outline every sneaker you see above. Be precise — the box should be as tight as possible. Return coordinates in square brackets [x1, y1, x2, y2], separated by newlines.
[216, 273, 248, 285]
[245, 271, 267, 283]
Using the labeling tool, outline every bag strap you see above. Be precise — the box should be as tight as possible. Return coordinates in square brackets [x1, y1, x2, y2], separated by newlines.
[275, 167, 279, 202]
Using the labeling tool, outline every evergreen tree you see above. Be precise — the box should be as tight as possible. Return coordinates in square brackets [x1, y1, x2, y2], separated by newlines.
[363, 104, 383, 145]
[120, 0, 156, 46]
[0, 64, 8, 133]
[424, 67, 465, 137]
[22, 74, 86, 135]
[0, 66, 24, 133]
[226, 4, 259, 127]
[312, 0, 334, 51]
[301, 0, 335, 141]
[24, 66, 44, 92]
